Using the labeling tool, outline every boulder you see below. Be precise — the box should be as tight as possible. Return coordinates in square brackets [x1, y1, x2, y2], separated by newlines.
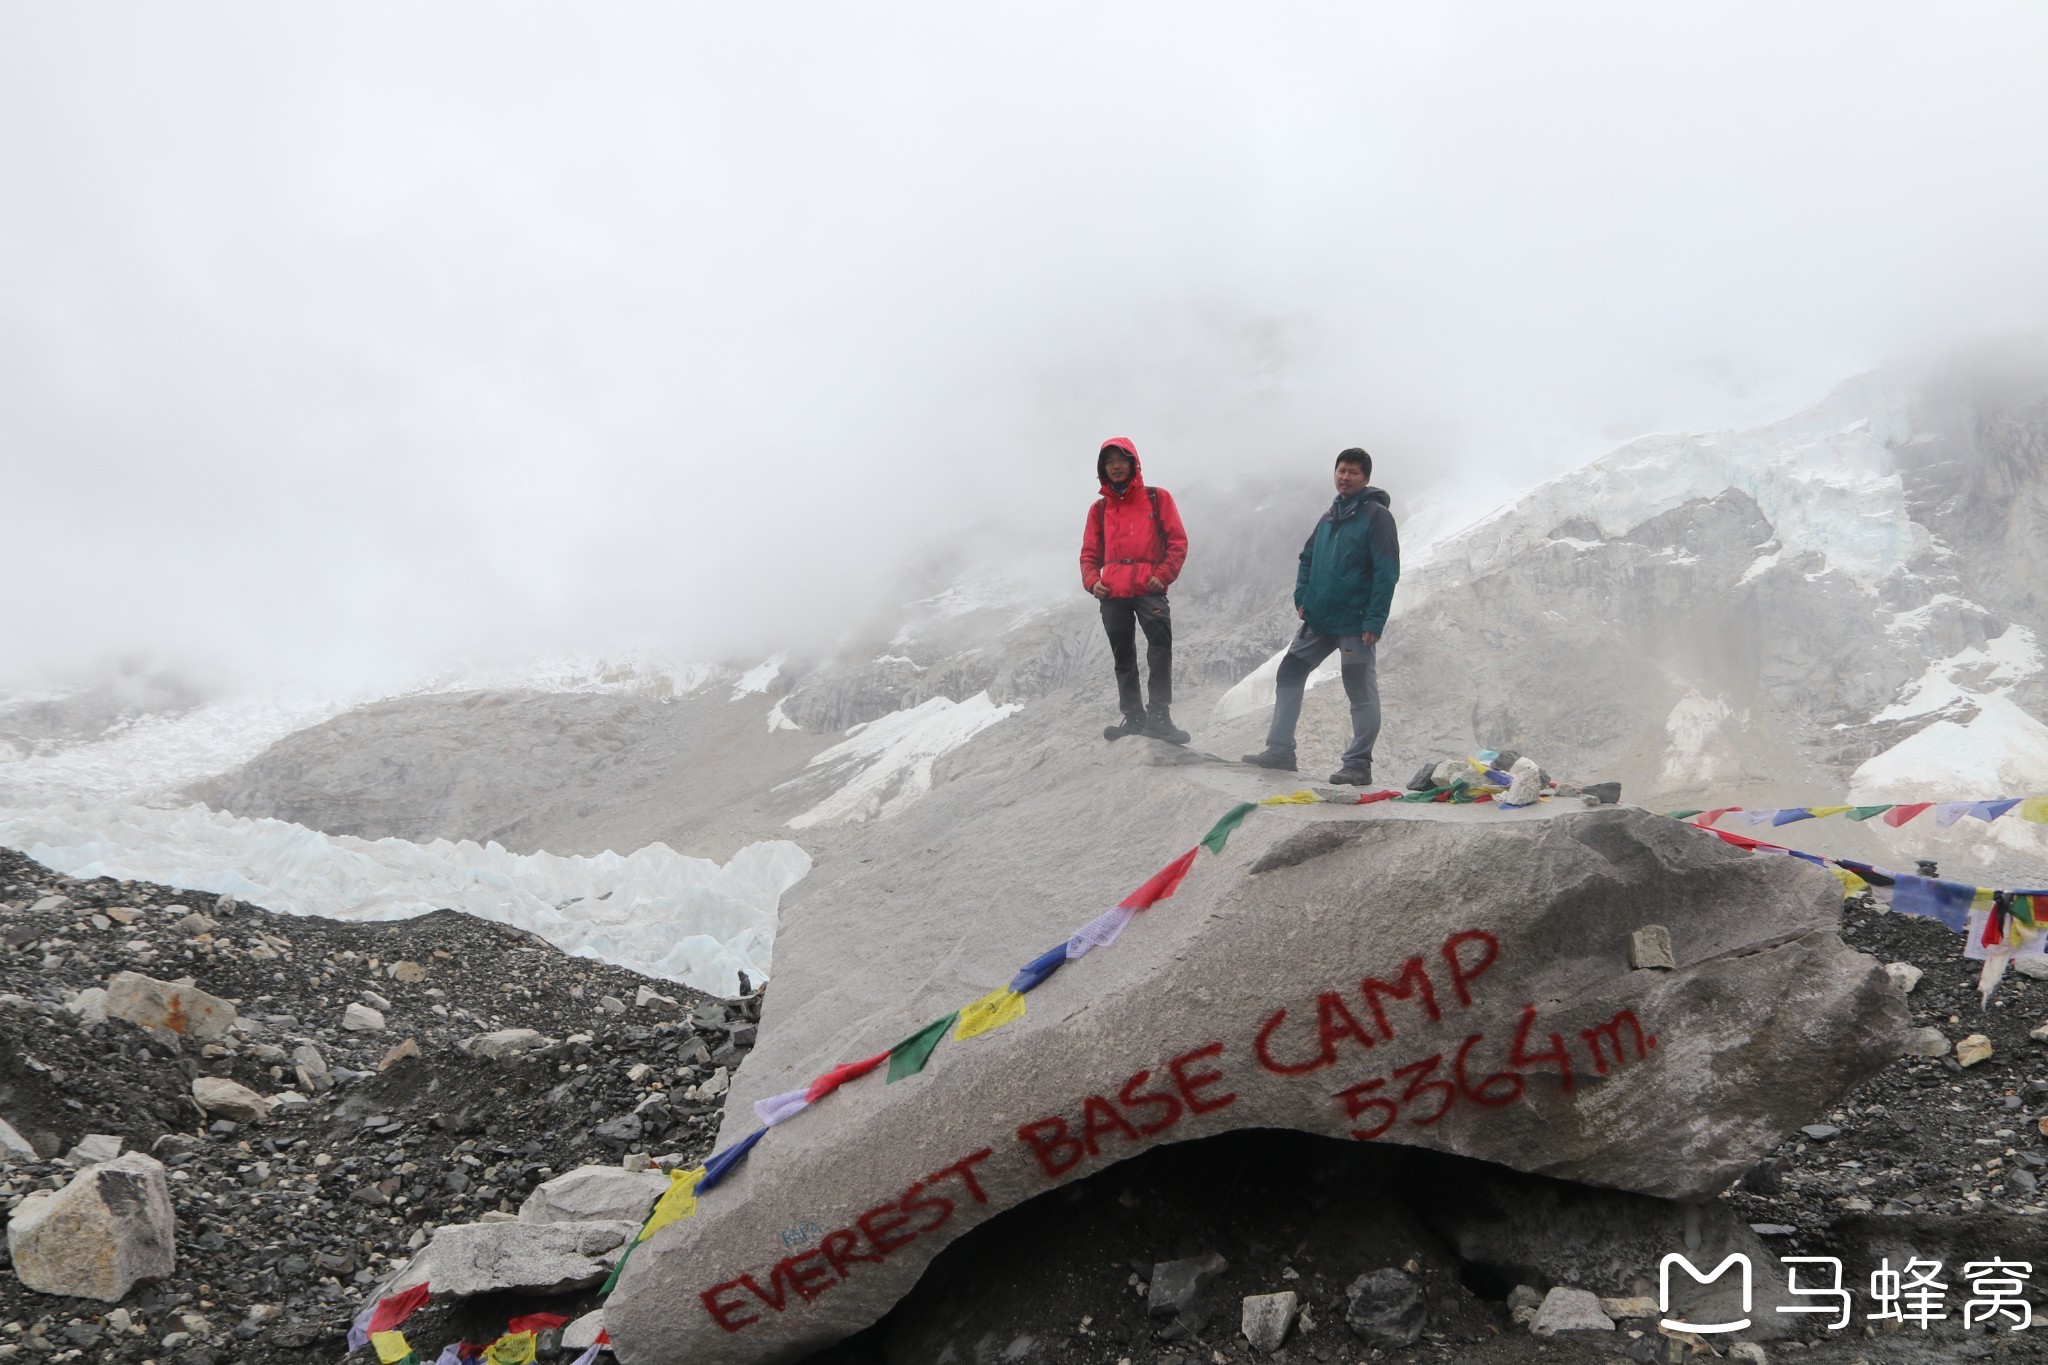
[1148, 1252, 1227, 1317]
[1883, 962, 1922, 993]
[103, 971, 236, 1040]
[5, 1152, 176, 1301]
[65, 1134, 123, 1164]
[380, 1220, 638, 1298]
[1, 1115, 41, 1163]
[608, 804, 1902, 1364]
[520, 1166, 672, 1225]
[564, 1309, 607, 1350]
[193, 1077, 271, 1123]
[1957, 1033, 1993, 1067]
[462, 1027, 551, 1060]
[342, 1003, 386, 1032]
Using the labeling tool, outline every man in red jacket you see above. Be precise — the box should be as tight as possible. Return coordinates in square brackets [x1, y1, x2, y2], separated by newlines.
[1079, 437, 1191, 744]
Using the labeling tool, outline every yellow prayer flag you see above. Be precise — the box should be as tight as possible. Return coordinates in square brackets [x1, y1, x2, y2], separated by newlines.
[1806, 806, 1852, 820]
[639, 1165, 704, 1241]
[1258, 791, 1320, 806]
[485, 1332, 537, 1365]
[953, 987, 1027, 1041]
[2022, 797, 2048, 824]
[1830, 868, 1867, 893]
[1973, 888, 1997, 909]
[371, 1331, 414, 1364]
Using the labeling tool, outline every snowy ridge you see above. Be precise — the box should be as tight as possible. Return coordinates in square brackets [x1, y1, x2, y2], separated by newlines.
[782, 693, 1022, 828]
[0, 803, 810, 997]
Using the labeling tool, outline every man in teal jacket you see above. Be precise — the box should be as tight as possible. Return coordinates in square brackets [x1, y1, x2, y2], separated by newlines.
[1243, 447, 1400, 784]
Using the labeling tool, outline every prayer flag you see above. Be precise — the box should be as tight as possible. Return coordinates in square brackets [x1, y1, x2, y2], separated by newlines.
[484, 1332, 536, 1365]
[1258, 791, 1320, 805]
[2022, 797, 2048, 824]
[1934, 801, 1974, 827]
[696, 1128, 767, 1193]
[886, 1013, 957, 1081]
[568, 1348, 603, 1365]
[373, 1331, 417, 1364]
[1882, 803, 1932, 827]
[506, 1315, 567, 1338]
[754, 1088, 810, 1127]
[1119, 849, 1199, 910]
[1198, 802, 1259, 853]
[954, 987, 1027, 1041]
[1806, 806, 1852, 819]
[1845, 805, 1893, 821]
[351, 1285, 431, 1352]
[1692, 807, 1742, 825]
[1738, 809, 1780, 826]
[1357, 789, 1400, 805]
[1831, 868, 1867, 892]
[1666, 809, 1705, 820]
[1969, 799, 2021, 822]
[1010, 944, 1069, 993]
[642, 1166, 704, 1238]
[1889, 875, 1977, 932]
[1965, 907, 2048, 961]
[1066, 905, 1136, 959]
[1770, 809, 1815, 826]
[1834, 858, 1896, 888]
[804, 1052, 889, 1104]
[432, 1347, 474, 1365]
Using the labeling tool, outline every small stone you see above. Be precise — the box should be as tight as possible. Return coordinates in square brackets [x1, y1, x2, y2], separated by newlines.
[622, 1152, 652, 1172]
[1506, 1285, 1544, 1314]
[1956, 1034, 1993, 1067]
[192, 1077, 271, 1123]
[1884, 962, 1923, 993]
[1750, 1223, 1798, 1237]
[342, 1003, 386, 1032]
[1600, 1296, 1658, 1320]
[30, 894, 69, 912]
[390, 961, 428, 983]
[1628, 925, 1677, 970]
[65, 1134, 124, 1164]
[293, 1043, 332, 1094]
[2013, 957, 2048, 981]
[700, 1066, 730, 1099]
[360, 989, 392, 1011]
[0, 1115, 35, 1162]
[1800, 1124, 1840, 1142]
[464, 1028, 551, 1060]
[563, 1309, 607, 1351]
[1149, 1253, 1229, 1316]
[379, 1038, 421, 1071]
[1529, 1287, 1614, 1336]
[1900, 1026, 1950, 1057]
[175, 913, 215, 936]
[384, 1219, 638, 1296]
[1728, 1343, 1767, 1365]
[594, 1115, 645, 1144]
[2030, 1021, 2048, 1044]
[214, 894, 237, 913]
[635, 985, 680, 1011]
[520, 1165, 670, 1224]
[1345, 1268, 1424, 1346]
[599, 996, 627, 1015]
[2008, 1168, 2038, 1196]
[1240, 1291, 1298, 1352]
[104, 971, 236, 1039]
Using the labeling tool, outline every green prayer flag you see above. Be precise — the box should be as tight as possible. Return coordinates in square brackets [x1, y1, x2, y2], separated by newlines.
[1665, 809, 1704, 820]
[1844, 805, 1893, 821]
[597, 1238, 636, 1297]
[1198, 802, 1259, 855]
[887, 1012, 958, 1082]
[1397, 787, 1447, 803]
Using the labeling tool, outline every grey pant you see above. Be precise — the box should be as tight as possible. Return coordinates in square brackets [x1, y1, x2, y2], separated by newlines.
[1265, 627, 1380, 771]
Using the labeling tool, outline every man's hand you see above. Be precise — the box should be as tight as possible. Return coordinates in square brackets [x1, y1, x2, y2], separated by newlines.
[1360, 631, 1379, 646]
[1091, 581, 1112, 600]
[1145, 575, 1166, 593]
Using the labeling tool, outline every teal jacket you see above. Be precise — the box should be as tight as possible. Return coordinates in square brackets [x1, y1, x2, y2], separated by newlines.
[1295, 487, 1400, 637]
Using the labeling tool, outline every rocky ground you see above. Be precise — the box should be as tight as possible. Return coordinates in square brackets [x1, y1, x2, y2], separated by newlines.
[0, 846, 756, 1363]
[2, 846, 2045, 1365]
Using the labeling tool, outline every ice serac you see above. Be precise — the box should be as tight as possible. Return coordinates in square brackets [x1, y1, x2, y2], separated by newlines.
[606, 805, 1903, 1365]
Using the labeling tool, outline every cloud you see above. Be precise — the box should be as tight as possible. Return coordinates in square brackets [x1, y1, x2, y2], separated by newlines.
[4, 3, 2047, 692]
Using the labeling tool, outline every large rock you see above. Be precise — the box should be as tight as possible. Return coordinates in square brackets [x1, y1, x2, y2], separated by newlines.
[0, 1114, 38, 1163]
[192, 1077, 271, 1124]
[608, 802, 1902, 1364]
[5, 1152, 176, 1301]
[103, 971, 236, 1040]
[520, 1166, 672, 1225]
[382, 1220, 638, 1298]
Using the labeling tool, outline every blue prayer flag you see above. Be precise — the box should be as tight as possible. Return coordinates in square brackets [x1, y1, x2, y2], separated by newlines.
[1009, 944, 1069, 994]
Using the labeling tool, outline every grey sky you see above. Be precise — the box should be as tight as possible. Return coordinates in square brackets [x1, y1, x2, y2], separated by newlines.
[6, 4, 2047, 692]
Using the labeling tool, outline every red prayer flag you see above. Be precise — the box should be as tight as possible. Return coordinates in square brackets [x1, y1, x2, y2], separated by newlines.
[1118, 848, 1200, 910]
[507, 1314, 570, 1335]
[1882, 802, 1933, 828]
[804, 1051, 891, 1103]
[1692, 807, 1741, 826]
[369, 1284, 431, 1334]
[1357, 789, 1400, 805]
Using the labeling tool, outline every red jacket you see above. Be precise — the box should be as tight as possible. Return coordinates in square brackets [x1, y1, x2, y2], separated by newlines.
[1078, 438, 1189, 598]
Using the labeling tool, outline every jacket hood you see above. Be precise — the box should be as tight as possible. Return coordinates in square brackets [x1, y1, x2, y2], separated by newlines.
[1097, 437, 1144, 491]
[1331, 485, 1390, 519]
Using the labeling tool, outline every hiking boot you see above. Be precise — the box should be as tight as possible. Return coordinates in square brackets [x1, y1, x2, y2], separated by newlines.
[1142, 709, 1190, 745]
[1328, 766, 1373, 786]
[1103, 715, 1147, 741]
[1240, 748, 1297, 771]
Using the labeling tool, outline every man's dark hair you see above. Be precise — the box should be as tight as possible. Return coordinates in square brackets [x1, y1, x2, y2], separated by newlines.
[1336, 447, 1372, 479]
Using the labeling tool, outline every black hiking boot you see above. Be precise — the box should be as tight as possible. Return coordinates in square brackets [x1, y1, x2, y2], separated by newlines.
[1240, 748, 1297, 771]
[1328, 766, 1373, 786]
[1142, 709, 1190, 745]
[1103, 715, 1147, 741]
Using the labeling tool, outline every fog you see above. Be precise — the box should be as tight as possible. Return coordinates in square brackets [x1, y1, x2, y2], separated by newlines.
[6, 3, 2048, 696]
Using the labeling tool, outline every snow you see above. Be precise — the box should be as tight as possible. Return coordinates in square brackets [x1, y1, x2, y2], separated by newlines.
[729, 654, 786, 700]
[783, 692, 1022, 828]
[1871, 626, 2042, 723]
[1658, 691, 1737, 787]
[0, 803, 811, 997]
[1851, 694, 2048, 801]
[1402, 372, 1927, 613]
[1210, 644, 1341, 723]
[765, 699, 800, 733]
[1736, 551, 1782, 585]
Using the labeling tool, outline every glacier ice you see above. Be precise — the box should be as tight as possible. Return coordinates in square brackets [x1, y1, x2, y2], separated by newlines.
[782, 692, 1021, 828]
[0, 803, 810, 997]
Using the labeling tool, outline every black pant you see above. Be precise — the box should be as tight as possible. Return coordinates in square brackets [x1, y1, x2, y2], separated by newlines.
[1100, 594, 1172, 718]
